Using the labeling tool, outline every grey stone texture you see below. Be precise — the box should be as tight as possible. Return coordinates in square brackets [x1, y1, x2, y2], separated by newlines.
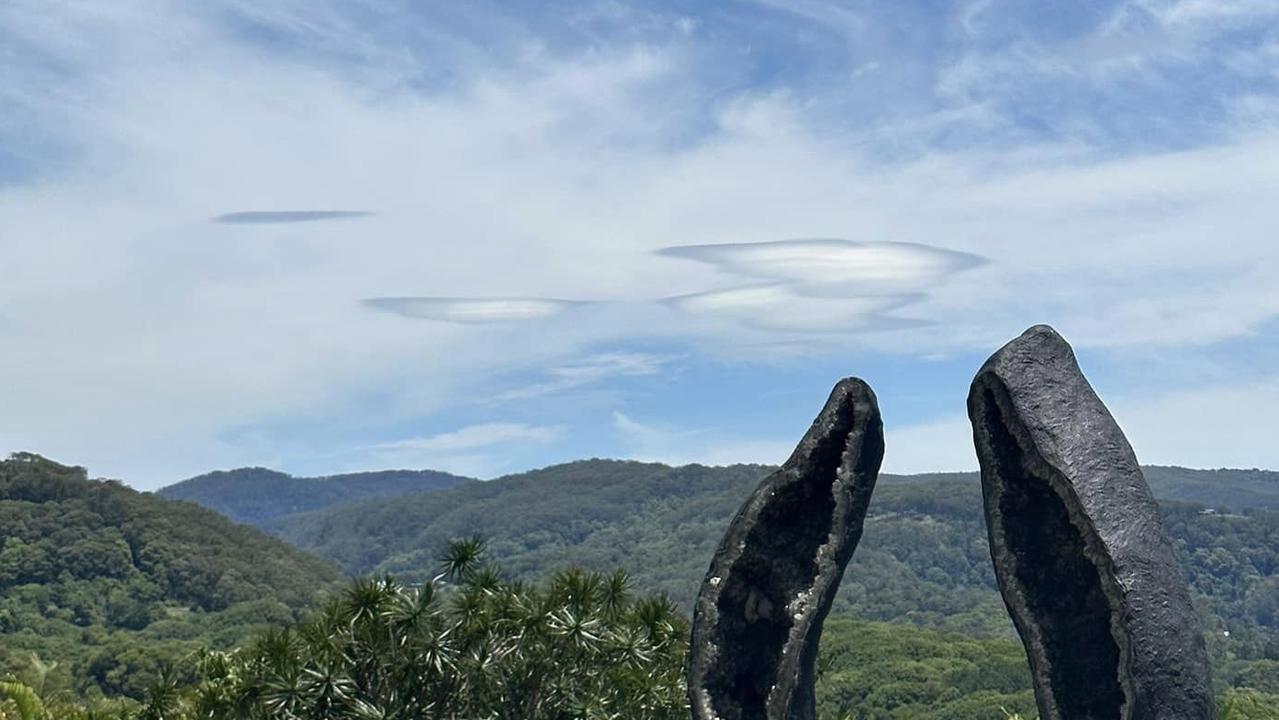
[688, 378, 884, 720]
[968, 325, 1213, 720]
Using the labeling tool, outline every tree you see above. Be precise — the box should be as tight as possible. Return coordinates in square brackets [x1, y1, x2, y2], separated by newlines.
[135, 538, 688, 720]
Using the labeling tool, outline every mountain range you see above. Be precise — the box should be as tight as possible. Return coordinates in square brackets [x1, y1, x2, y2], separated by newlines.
[158, 460, 1279, 647]
[157, 466, 469, 525]
[162, 462, 1279, 539]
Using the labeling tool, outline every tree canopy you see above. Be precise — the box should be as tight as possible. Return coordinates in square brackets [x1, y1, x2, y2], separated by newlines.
[0, 453, 340, 699]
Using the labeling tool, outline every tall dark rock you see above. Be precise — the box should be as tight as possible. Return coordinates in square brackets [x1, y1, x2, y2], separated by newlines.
[688, 378, 884, 720]
[968, 325, 1213, 720]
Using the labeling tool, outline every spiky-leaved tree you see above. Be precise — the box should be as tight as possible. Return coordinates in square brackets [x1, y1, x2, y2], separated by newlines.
[165, 537, 688, 720]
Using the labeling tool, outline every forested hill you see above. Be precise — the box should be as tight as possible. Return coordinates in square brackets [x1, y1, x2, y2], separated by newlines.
[156, 466, 471, 526]
[273, 459, 1279, 659]
[885, 465, 1279, 511]
[273, 460, 1279, 586]
[0, 453, 339, 699]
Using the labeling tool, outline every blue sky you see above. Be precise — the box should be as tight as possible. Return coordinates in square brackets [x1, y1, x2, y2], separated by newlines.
[3, 0, 1279, 488]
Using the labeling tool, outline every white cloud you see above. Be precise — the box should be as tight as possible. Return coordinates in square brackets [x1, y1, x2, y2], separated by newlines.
[373, 422, 565, 453]
[497, 352, 670, 400]
[658, 239, 984, 297]
[363, 422, 566, 478]
[549, 352, 667, 383]
[934, 0, 1279, 137]
[665, 285, 926, 333]
[611, 411, 679, 453]
[611, 411, 794, 467]
[1145, 0, 1279, 27]
[363, 298, 580, 323]
[667, 284, 795, 313]
[656, 239, 980, 332]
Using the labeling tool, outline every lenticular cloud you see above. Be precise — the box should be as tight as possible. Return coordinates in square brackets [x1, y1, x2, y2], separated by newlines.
[657, 239, 985, 297]
[212, 211, 374, 224]
[664, 285, 928, 332]
[363, 297, 579, 323]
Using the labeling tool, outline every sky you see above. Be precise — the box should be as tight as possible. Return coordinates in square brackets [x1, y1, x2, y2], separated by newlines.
[3, 0, 1279, 489]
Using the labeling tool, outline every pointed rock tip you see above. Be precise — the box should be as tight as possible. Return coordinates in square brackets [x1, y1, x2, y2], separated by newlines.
[1016, 323, 1068, 345]
[1004, 324, 1071, 353]
[814, 377, 880, 435]
[830, 376, 876, 402]
[975, 324, 1077, 381]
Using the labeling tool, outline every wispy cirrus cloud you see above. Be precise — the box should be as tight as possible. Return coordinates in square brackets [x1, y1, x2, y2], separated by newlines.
[612, 410, 793, 467]
[496, 352, 670, 401]
[365, 422, 567, 478]
[934, 0, 1279, 150]
[1126, 0, 1279, 31]
[363, 298, 583, 324]
[373, 422, 565, 454]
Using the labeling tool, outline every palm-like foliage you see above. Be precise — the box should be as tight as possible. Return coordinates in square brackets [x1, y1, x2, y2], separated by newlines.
[129, 538, 687, 720]
[0, 681, 46, 720]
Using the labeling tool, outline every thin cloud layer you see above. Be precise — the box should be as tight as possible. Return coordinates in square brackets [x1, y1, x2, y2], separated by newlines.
[363, 298, 581, 324]
[373, 422, 565, 454]
[658, 239, 986, 297]
[496, 352, 670, 401]
[611, 410, 795, 467]
[211, 211, 375, 224]
[366, 422, 567, 478]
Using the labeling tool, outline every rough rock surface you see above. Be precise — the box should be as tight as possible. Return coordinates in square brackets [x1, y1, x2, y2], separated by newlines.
[968, 325, 1212, 720]
[688, 378, 884, 720]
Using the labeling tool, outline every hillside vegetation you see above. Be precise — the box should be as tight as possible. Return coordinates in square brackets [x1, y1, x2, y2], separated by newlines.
[9, 567, 1276, 719]
[2, 453, 1278, 718]
[0, 453, 339, 700]
[160, 463, 1279, 534]
[157, 466, 470, 526]
[273, 460, 1279, 673]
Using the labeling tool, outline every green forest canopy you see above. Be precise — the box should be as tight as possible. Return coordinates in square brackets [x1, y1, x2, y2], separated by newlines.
[5, 541, 1276, 719]
[0, 453, 339, 699]
[270, 460, 1279, 645]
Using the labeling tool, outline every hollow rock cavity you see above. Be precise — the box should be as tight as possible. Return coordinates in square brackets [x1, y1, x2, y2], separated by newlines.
[968, 325, 1212, 720]
[688, 377, 884, 720]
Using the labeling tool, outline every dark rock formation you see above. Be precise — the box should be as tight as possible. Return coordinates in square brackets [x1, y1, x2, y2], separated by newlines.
[688, 378, 884, 720]
[968, 325, 1212, 720]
